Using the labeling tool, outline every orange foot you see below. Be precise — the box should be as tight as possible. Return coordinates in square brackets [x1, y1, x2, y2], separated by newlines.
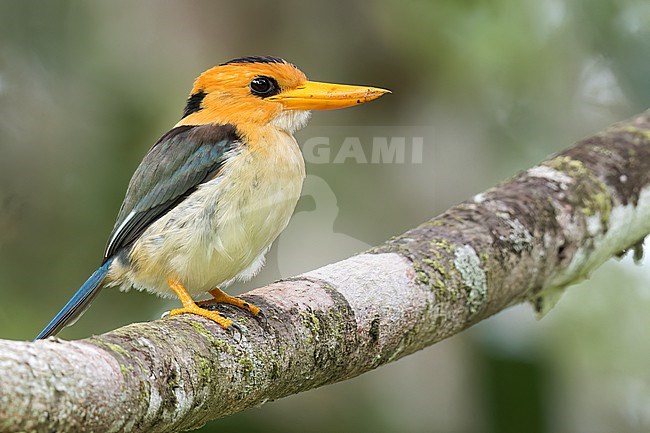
[167, 277, 233, 329]
[197, 287, 262, 317]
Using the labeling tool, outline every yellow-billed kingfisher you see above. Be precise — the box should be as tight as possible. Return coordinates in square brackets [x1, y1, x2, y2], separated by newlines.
[35, 56, 389, 339]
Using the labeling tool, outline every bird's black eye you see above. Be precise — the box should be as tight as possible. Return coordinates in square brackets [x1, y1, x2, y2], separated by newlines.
[250, 76, 279, 98]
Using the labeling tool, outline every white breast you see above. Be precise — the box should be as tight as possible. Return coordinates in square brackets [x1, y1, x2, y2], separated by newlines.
[108, 128, 305, 297]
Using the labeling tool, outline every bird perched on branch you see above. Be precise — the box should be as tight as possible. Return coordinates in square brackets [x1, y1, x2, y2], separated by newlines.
[35, 56, 389, 339]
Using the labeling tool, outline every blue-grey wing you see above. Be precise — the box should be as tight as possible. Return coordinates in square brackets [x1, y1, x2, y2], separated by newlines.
[103, 123, 240, 261]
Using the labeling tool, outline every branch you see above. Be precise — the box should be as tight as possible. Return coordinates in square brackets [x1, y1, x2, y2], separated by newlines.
[2, 111, 650, 433]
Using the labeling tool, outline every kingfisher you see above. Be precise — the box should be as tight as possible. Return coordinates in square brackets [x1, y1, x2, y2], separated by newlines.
[35, 56, 389, 340]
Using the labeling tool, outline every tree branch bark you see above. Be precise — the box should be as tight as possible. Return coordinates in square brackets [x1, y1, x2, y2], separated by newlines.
[2, 111, 650, 433]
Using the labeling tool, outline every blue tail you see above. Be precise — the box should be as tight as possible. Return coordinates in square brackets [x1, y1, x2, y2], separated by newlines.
[34, 257, 114, 340]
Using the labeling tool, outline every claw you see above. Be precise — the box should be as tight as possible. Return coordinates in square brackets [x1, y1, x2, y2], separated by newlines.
[228, 321, 244, 341]
[254, 308, 268, 327]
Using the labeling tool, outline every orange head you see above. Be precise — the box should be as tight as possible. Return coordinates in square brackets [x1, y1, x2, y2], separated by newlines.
[176, 56, 390, 134]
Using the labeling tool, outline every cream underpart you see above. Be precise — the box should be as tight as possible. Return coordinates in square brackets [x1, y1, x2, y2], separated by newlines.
[107, 126, 306, 297]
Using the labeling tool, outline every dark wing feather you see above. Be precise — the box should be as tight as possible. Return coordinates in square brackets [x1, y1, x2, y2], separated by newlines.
[103, 123, 240, 261]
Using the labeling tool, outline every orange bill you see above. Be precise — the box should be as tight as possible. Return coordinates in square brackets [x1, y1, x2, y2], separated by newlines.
[268, 80, 390, 110]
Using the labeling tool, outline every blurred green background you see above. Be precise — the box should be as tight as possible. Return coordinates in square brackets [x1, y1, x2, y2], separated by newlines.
[1, 1, 650, 432]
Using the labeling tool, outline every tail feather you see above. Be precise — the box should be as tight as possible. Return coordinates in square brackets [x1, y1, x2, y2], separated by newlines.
[34, 257, 114, 340]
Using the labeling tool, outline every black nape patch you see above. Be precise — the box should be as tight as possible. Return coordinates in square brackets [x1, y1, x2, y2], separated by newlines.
[221, 56, 286, 66]
[182, 90, 207, 118]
